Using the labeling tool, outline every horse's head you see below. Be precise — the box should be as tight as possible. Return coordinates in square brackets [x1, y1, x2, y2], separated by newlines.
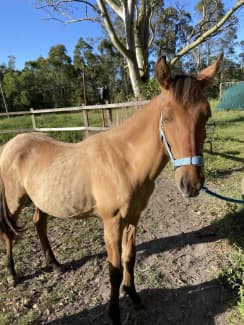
[155, 54, 223, 197]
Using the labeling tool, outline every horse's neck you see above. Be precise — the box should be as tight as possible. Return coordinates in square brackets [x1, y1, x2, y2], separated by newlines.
[113, 96, 168, 182]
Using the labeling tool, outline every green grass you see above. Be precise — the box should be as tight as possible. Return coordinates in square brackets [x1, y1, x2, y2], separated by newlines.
[204, 101, 244, 200]
[206, 100, 244, 321]
[0, 111, 102, 143]
[0, 107, 137, 144]
[0, 313, 11, 325]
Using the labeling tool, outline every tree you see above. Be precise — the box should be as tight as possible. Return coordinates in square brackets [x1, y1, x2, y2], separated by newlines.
[36, 0, 244, 97]
[7, 55, 16, 70]
[189, 0, 238, 71]
[152, 6, 194, 68]
[0, 37, 127, 111]
[47, 44, 75, 107]
[98, 39, 132, 100]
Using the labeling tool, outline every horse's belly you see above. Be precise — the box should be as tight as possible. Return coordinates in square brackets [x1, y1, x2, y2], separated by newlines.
[34, 191, 97, 219]
[24, 166, 97, 219]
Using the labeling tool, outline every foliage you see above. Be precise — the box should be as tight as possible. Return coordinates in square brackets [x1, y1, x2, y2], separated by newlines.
[222, 250, 244, 317]
[142, 79, 159, 99]
[36, 0, 244, 97]
[0, 38, 131, 113]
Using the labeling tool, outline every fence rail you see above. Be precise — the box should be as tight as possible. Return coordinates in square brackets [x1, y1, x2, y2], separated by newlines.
[0, 101, 149, 117]
[0, 100, 149, 135]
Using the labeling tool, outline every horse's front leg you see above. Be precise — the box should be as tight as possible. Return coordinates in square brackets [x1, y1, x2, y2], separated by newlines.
[33, 208, 62, 273]
[104, 215, 123, 325]
[2, 233, 16, 286]
[122, 223, 141, 307]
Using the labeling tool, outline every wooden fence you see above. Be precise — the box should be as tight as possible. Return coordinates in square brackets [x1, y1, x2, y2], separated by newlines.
[0, 100, 149, 135]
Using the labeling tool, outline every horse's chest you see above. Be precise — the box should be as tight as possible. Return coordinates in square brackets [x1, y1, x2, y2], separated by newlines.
[120, 181, 155, 218]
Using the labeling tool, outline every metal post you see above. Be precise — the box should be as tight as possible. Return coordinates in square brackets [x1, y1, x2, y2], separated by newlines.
[0, 82, 9, 117]
[82, 67, 89, 137]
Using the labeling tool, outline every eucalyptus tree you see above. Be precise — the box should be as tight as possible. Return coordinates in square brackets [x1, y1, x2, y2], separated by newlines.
[98, 39, 131, 100]
[37, 0, 244, 97]
[47, 44, 75, 107]
[191, 0, 238, 70]
[74, 37, 106, 104]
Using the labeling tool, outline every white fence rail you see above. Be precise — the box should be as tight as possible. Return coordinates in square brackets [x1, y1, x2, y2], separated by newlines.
[0, 100, 149, 135]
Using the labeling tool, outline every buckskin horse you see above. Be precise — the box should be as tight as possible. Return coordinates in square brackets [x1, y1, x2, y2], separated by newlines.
[0, 55, 223, 324]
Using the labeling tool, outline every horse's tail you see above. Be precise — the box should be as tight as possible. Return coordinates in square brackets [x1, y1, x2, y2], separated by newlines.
[0, 147, 21, 237]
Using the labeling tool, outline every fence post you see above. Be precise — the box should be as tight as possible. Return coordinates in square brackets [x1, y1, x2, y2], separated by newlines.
[30, 108, 37, 130]
[82, 105, 89, 138]
[106, 100, 113, 127]
[101, 109, 106, 127]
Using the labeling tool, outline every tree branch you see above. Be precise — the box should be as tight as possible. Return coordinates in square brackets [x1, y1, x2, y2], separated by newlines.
[170, 0, 244, 65]
[37, 0, 101, 23]
[37, 0, 99, 13]
[104, 0, 124, 19]
[97, 0, 131, 59]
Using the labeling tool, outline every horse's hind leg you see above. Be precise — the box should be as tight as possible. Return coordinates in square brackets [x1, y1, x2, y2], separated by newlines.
[2, 232, 16, 286]
[33, 208, 62, 273]
[122, 223, 141, 307]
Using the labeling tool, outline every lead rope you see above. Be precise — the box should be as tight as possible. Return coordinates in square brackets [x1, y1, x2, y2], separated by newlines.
[201, 186, 244, 205]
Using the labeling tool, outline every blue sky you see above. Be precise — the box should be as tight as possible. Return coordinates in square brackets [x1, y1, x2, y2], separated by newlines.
[0, 0, 102, 69]
[0, 0, 243, 70]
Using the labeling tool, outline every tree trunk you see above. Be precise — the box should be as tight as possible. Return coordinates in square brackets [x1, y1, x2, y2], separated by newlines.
[126, 58, 142, 99]
[135, 30, 149, 82]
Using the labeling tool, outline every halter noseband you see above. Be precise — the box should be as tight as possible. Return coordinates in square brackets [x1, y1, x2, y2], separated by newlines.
[160, 114, 203, 170]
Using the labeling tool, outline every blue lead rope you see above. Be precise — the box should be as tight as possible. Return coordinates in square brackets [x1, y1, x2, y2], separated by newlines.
[201, 186, 244, 205]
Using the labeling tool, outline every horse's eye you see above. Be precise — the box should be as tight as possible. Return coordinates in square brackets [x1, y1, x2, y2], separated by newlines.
[163, 115, 172, 123]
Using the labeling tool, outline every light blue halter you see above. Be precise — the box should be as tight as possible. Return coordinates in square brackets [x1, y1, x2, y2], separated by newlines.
[160, 114, 203, 169]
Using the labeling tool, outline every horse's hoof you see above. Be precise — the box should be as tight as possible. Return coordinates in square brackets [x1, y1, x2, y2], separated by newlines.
[7, 275, 17, 287]
[123, 285, 143, 309]
[53, 263, 63, 274]
[107, 303, 122, 325]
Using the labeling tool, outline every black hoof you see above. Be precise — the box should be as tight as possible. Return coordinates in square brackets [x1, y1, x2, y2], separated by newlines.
[107, 303, 122, 325]
[123, 285, 142, 308]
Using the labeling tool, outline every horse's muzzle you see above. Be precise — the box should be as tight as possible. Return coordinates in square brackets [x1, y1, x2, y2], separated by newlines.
[178, 173, 204, 198]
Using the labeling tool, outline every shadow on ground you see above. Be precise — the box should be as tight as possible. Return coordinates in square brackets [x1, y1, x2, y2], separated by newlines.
[46, 277, 234, 325]
[43, 207, 244, 325]
[137, 206, 244, 257]
[20, 206, 244, 284]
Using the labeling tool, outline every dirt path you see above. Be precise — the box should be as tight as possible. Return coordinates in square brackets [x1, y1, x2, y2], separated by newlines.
[0, 172, 236, 324]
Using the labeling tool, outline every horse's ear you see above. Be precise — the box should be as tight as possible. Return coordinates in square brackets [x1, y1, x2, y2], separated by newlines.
[197, 53, 224, 87]
[155, 56, 171, 89]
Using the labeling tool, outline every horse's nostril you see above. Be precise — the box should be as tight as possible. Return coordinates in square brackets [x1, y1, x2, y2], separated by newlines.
[179, 175, 202, 197]
[195, 181, 202, 191]
[180, 175, 191, 194]
[180, 175, 186, 191]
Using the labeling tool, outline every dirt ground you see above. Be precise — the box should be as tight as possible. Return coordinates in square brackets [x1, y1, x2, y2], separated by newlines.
[0, 171, 239, 325]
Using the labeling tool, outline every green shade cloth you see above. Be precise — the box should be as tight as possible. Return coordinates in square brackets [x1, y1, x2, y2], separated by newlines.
[217, 81, 244, 110]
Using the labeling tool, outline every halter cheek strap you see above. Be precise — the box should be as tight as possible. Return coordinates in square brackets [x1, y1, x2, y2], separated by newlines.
[160, 114, 203, 170]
